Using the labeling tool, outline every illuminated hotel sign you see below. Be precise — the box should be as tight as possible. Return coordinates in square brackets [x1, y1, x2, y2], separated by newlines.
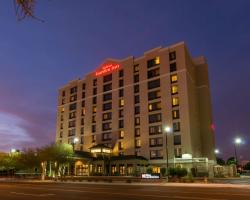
[95, 63, 120, 76]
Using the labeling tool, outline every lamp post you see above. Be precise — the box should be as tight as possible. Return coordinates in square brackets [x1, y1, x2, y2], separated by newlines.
[164, 126, 172, 176]
[72, 137, 79, 151]
[234, 137, 242, 166]
[214, 149, 220, 155]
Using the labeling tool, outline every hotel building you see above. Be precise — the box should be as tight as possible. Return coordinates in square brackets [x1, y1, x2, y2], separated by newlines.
[56, 41, 216, 176]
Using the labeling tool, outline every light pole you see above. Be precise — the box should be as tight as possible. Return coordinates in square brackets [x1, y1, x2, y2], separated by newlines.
[164, 126, 172, 176]
[234, 137, 242, 166]
[72, 137, 79, 151]
[214, 149, 220, 155]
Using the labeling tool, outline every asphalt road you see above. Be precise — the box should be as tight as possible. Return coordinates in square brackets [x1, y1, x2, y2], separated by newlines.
[0, 182, 250, 200]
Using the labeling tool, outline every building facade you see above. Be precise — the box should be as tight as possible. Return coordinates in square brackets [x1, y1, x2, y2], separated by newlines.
[56, 41, 216, 175]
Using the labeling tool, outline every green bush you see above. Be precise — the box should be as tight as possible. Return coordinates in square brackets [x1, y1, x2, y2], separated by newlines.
[160, 167, 167, 177]
[168, 167, 188, 178]
[146, 167, 153, 174]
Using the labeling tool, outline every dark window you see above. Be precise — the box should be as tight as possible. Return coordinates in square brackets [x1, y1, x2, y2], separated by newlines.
[92, 125, 96, 133]
[82, 92, 85, 99]
[93, 87, 97, 95]
[81, 127, 84, 135]
[149, 113, 162, 123]
[150, 150, 163, 159]
[102, 132, 112, 141]
[119, 70, 124, 77]
[70, 94, 77, 102]
[69, 112, 76, 119]
[119, 79, 124, 87]
[103, 83, 112, 92]
[103, 102, 112, 111]
[81, 118, 84, 125]
[70, 86, 77, 94]
[135, 117, 140, 125]
[119, 120, 124, 128]
[82, 101, 85, 107]
[92, 96, 97, 104]
[134, 64, 139, 72]
[149, 137, 163, 147]
[102, 122, 112, 131]
[147, 57, 160, 68]
[68, 129, 76, 137]
[119, 109, 124, 118]
[134, 95, 140, 104]
[173, 122, 181, 132]
[169, 51, 176, 61]
[149, 125, 162, 135]
[62, 91, 65, 96]
[82, 83, 86, 90]
[103, 93, 112, 101]
[135, 128, 140, 137]
[134, 74, 139, 83]
[93, 79, 97, 86]
[103, 74, 112, 83]
[68, 120, 76, 128]
[134, 106, 140, 114]
[148, 90, 161, 100]
[119, 89, 124, 97]
[148, 79, 160, 90]
[103, 112, 112, 121]
[134, 84, 139, 93]
[174, 135, 181, 145]
[69, 103, 77, 111]
[147, 68, 160, 79]
[92, 115, 96, 123]
[172, 110, 180, 119]
[170, 62, 177, 72]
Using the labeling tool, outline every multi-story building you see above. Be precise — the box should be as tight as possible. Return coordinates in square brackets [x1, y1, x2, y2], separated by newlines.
[56, 41, 216, 176]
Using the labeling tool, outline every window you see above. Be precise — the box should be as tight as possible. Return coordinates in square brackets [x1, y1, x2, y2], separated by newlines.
[119, 89, 124, 97]
[147, 68, 160, 79]
[81, 127, 84, 135]
[68, 129, 76, 137]
[118, 141, 124, 150]
[119, 165, 125, 175]
[103, 74, 112, 83]
[148, 90, 161, 100]
[93, 78, 97, 86]
[69, 103, 77, 111]
[81, 118, 84, 125]
[169, 51, 176, 61]
[59, 131, 63, 138]
[61, 98, 65, 105]
[102, 132, 112, 141]
[150, 150, 163, 159]
[119, 109, 124, 118]
[93, 87, 97, 95]
[171, 85, 178, 95]
[60, 115, 64, 121]
[135, 117, 140, 125]
[103, 93, 112, 101]
[92, 115, 96, 123]
[103, 102, 112, 111]
[174, 147, 182, 158]
[92, 135, 96, 143]
[80, 136, 84, 144]
[82, 92, 85, 99]
[119, 79, 124, 87]
[149, 113, 162, 123]
[170, 63, 177, 72]
[103, 112, 112, 121]
[134, 84, 139, 93]
[149, 125, 162, 135]
[147, 57, 160, 68]
[69, 112, 76, 119]
[82, 101, 85, 107]
[70, 86, 77, 94]
[173, 122, 181, 132]
[148, 102, 161, 112]
[60, 123, 63, 129]
[171, 74, 178, 83]
[134, 106, 140, 114]
[172, 110, 180, 119]
[172, 97, 179, 107]
[134, 74, 139, 83]
[119, 120, 124, 128]
[70, 94, 77, 102]
[149, 137, 163, 147]
[102, 122, 112, 131]
[82, 83, 86, 90]
[62, 91, 65, 97]
[103, 83, 112, 92]
[92, 106, 97, 113]
[92, 96, 97, 104]
[135, 139, 141, 148]
[119, 70, 124, 77]
[119, 99, 124, 107]
[81, 108, 85, 116]
[135, 128, 140, 137]
[92, 125, 96, 133]
[134, 95, 140, 104]
[174, 135, 181, 145]
[134, 64, 139, 72]
[148, 79, 160, 90]
[119, 130, 124, 139]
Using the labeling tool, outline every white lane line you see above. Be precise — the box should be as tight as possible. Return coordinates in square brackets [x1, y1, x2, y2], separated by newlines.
[10, 192, 55, 197]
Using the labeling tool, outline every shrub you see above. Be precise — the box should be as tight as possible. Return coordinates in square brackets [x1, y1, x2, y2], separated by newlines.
[160, 167, 167, 177]
[168, 167, 188, 178]
[146, 167, 153, 174]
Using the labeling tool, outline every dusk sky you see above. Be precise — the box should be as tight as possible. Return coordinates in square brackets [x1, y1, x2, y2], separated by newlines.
[0, 0, 249, 160]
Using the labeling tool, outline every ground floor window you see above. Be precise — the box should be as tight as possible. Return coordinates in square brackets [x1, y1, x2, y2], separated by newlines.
[119, 165, 125, 175]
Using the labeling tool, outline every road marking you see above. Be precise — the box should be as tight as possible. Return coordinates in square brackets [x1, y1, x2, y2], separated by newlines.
[10, 192, 55, 197]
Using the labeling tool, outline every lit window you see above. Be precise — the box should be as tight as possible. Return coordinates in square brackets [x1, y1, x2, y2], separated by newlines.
[93, 106, 97, 113]
[148, 104, 153, 111]
[119, 130, 124, 139]
[119, 99, 124, 107]
[155, 56, 160, 65]
[135, 139, 141, 148]
[61, 107, 65, 112]
[171, 74, 178, 83]
[171, 85, 178, 95]
[172, 97, 179, 106]
[119, 141, 124, 150]
[172, 110, 180, 119]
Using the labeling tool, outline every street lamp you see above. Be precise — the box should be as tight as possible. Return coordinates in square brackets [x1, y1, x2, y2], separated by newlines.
[234, 137, 242, 166]
[214, 149, 220, 154]
[164, 126, 172, 176]
[72, 137, 79, 151]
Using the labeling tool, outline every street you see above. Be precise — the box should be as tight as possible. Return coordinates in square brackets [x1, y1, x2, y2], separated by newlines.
[0, 182, 250, 200]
